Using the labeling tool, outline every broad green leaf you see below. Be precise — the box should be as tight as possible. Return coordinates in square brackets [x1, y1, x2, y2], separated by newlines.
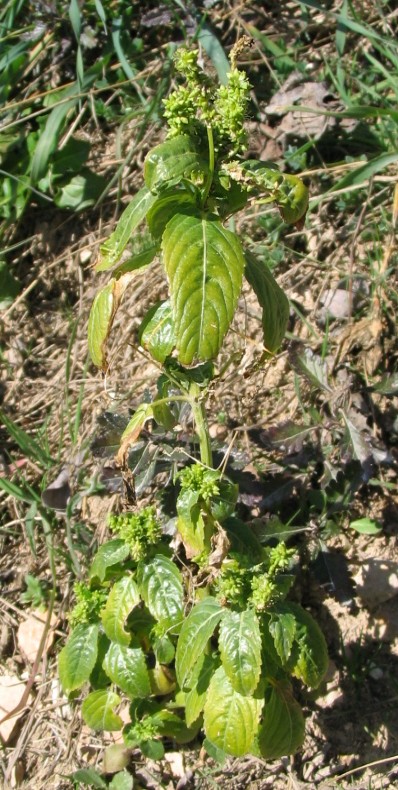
[138, 300, 175, 363]
[96, 187, 156, 271]
[185, 653, 217, 727]
[210, 478, 239, 523]
[162, 214, 245, 364]
[153, 634, 175, 665]
[176, 597, 224, 689]
[90, 539, 130, 582]
[102, 642, 151, 699]
[144, 135, 209, 193]
[108, 771, 134, 790]
[203, 666, 263, 756]
[244, 251, 289, 354]
[152, 709, 200, 744]
[349, 517, 382, 535]
[69, 768, 107, 788]
[101, 576, 140, 645]
[58, 624, 98, 693]
[82, 689, 123, 731]
[177, 487, 209, 558]
[219, 609, 262, 696]
[54, 170, 106, 210]
[146, 188, 198, 239]
[288, 603, 328, 688]
[137, 555, 183, 631]
[112, 244, 159, 279]
[269, 612, 297, 664]
[88, 274, 133, 370]
[258, 684, 305, 759]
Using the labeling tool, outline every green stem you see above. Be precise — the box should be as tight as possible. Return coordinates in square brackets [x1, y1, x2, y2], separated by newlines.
[201, 124, 215, 208]
[189, 383, 213, 467]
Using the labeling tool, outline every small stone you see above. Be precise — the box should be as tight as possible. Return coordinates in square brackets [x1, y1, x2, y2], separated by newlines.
[354, 560, 398, 609]
[17, 609, 57, 664]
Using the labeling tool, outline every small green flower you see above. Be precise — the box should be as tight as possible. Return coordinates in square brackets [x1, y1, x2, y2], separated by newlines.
[69, 582, 108, 627]
[109, 507, 162, 561]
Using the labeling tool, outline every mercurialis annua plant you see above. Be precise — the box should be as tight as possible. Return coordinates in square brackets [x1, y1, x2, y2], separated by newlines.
[59, 40, 327, 766]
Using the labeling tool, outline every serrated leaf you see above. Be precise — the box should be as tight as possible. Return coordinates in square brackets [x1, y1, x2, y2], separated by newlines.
[146, 188, 198, 238]
[185, 653, 218, 727]
[269, 612, 296, 663]
[291, 347, 332, 392]
[258, 684, 305, 759]
[137, 555, 183, 631]
[244, 251, 289, 353]
[96, 187, 156, 271]
[112, 243, 159, 279]
[176, 597, 224, 689]
[102, 643, 151, 699]
[341, 410, 371, 466]
[90, 539, 130, 582]
[101, 577, 140, 645]
[88, 274, 133, 370]
[203, 666, 263, 756]
[219, 609, 262, 696]
[82, 689, 123, 731]
[58, 624, 98, 693]
[349, 517, 382, 535]
[162, 214, 245, 364]
[288, 602, 328, 688]
[144, 135, 209, 193]
[138, 300, 175, 363]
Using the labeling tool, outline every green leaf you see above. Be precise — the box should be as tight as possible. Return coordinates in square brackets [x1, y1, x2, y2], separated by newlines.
[96, 187, 156, 271]
[176, 597, 224, 689]
[69, 768, 107, 788]
[137, 555, 183, 631]
[153, 634, 175, 665]
[258, 684, 305, 759]
[185, 653, 217, 727]
[144, 135, 209, 193]
[177, 487, 209, 557]
[203, 666, 263, 756]
[152, 709, 199, 744]
[90, 539, 130, 582]
[269, 612, 297, 664]
[244, 251, 290, 354]
[288, 603, 329, 688]
[219, 609, 262, 696]
[54, 170, 107, 210]
[88, 275, 132, 370]
[197, 24, 230, 84]
[82, 689, 123, 732]
[112, 244, 159, 279]
[58, 624, 98, 693]
[138, 300, 175, 363]
[146, 187, 198, 239]
[108, 771, 134, 790]
[0, 260, 19, 309]
[116, 403, 153, 466]
[210, 478, 239, 523]
[162, 214, 245, 364]
[101, 576, 140, 645]
[349, 517, 382, 535]
[102, 642, 151, 699]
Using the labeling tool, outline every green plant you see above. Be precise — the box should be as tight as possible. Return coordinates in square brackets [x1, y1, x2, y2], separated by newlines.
[59, 42, 327, 764]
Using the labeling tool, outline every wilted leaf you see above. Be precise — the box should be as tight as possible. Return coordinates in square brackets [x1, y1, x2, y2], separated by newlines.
[116, 404, 153, 467]
[290, 347, 332, 392]
[88, 274, 133, 370]
[138, 300, 175, 363]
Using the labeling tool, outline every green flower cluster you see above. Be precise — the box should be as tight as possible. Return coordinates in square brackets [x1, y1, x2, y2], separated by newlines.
[216, 543, 295, 610]
[109, 506, 162, 561]
[163, 46, 251, 155]
[69, 582, 108, 627]
[178, 463, 220, 502]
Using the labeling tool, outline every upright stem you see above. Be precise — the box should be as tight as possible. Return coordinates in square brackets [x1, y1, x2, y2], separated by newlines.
[190, 383, 213, 468]
[201, 124, 215, 208]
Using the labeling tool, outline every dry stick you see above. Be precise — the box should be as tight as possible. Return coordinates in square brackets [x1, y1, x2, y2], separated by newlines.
[334, 753, 398, 782]
[347, 177, 374, 318]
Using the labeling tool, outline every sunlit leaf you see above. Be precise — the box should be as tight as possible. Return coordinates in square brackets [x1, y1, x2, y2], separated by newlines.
[162, 214, 245, 364]
[269, 611, 296, 663]
[185, 653, 218, 727]
[176, 597, 224, 689]
[203, 666, 263, 756]
[102, 642, 151, 699]
[101, 576, 140, 645]
[138, 300, 175, 363]
[82, 689, 123, 731]
[90, 539, 130, 582]
[137, 555, 183, 631]
[96, 187, 156, 271]
[258, 684, 305, 759]
[144, 135, 209, 193]
[88, 274, 133, 370]
[58, 624, 98, 693]
[219, 609, 262, 696]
